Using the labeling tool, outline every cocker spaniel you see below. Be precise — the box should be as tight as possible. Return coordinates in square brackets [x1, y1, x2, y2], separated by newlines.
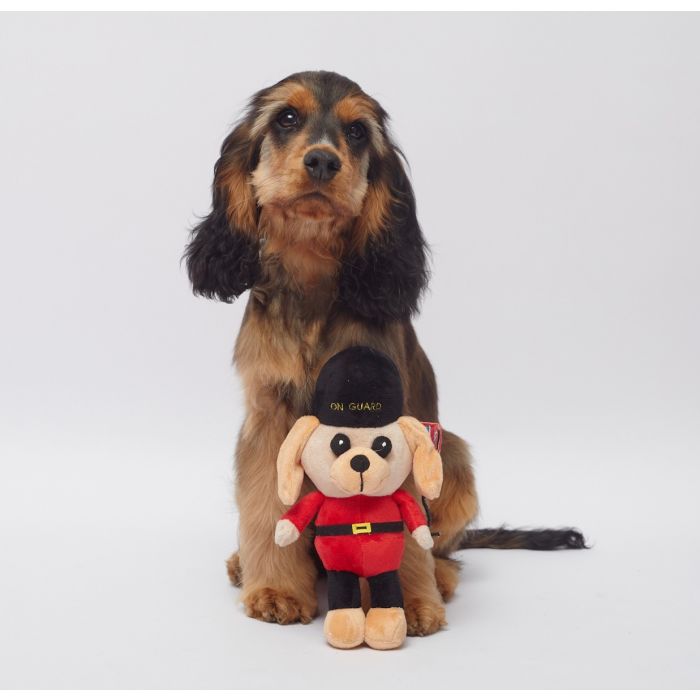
[185, 70, 584, 636]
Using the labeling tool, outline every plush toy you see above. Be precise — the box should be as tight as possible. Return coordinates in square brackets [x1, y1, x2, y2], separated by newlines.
[274, 346, 443, 650]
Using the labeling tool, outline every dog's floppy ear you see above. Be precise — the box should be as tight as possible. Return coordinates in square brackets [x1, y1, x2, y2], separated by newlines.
[398, 416, 443, 500]
[277, 416, 320, 505]
[338, 145, 429, 323]
[184, 120, 261, 303]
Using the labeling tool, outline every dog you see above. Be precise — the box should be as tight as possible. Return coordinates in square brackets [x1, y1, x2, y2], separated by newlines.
[185, 70, 585, 636]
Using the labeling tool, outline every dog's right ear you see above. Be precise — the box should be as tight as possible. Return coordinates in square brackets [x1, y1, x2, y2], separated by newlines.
[184, 120, 261, 303]
[277, 416, 320, 506]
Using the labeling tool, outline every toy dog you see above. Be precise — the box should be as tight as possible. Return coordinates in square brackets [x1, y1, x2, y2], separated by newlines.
[274, 346, 443, 650]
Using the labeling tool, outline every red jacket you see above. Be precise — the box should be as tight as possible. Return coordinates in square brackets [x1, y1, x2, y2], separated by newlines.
[281, 489, 427, 578]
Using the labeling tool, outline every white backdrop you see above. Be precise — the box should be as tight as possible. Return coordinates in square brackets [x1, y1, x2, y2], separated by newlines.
[1, 12, 698, 689]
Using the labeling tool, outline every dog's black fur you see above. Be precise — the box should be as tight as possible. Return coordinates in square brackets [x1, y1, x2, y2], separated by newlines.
[185, 70, 586, 570]
[185, 71, 428, 324]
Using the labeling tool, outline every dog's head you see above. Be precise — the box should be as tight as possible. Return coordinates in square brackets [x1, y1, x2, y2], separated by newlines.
[248, 73, 385, 227]
[184, 70, 428, 322]
[276, 414, 443, 505]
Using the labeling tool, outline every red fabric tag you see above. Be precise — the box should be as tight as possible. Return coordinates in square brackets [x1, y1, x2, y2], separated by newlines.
[420, 421, 443, 452]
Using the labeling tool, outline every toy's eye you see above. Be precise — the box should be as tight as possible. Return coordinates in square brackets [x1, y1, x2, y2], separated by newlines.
[330, 433, 351, 456]
[277, 108, 299, 128]
[371, 436, 392, 458]
[346, 121, 366, 141]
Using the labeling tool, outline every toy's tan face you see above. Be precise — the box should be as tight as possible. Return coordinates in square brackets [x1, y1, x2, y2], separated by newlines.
[301, 422, 412, 498]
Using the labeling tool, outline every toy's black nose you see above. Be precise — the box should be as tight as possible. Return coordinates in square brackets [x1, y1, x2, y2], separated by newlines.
[350, 454, 370, 473]
[304, 149, 341, 182]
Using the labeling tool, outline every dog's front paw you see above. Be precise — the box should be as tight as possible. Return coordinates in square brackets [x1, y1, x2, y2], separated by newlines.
[404, 598, 446, 637]
[242, 587, 316, 625]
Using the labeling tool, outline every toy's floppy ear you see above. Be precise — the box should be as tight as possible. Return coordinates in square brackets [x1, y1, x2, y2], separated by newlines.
[398, 416, 443, 500]
[276, 416, 320, 506]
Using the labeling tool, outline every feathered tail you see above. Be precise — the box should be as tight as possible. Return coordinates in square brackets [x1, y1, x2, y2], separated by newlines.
[458, 527, 587, 550]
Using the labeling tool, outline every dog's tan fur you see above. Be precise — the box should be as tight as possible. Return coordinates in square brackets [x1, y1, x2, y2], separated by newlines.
[233, 306, 478, 633]
[192, 73, 479, 635]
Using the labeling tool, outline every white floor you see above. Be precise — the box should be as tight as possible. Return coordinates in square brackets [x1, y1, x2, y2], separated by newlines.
[2, 11, 700, 689]
[2, 418, 698, 689]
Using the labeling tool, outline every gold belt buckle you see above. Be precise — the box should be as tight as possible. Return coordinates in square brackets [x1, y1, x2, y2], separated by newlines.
[351, 522, 372, 535]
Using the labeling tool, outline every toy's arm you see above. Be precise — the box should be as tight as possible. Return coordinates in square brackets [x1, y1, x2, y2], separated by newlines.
[275, 491, 325, 547]
[392, 489, 433, 550]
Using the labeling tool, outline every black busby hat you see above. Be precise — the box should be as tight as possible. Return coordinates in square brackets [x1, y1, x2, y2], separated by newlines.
[311, 346, 404, 428]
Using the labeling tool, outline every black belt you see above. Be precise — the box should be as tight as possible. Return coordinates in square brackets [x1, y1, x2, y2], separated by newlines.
[315, 521, 404, 537]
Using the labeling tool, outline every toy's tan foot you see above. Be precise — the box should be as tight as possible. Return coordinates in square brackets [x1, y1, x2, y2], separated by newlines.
[324, 608, 366, 649]
[364, 607, 407, 650]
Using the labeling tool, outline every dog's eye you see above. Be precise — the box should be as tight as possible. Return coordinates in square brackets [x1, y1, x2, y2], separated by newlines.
[330, 433, 351, 456]
[371, 436, 392, 458]
[277, 108, 299, 128]
[346, 121, 366, 141]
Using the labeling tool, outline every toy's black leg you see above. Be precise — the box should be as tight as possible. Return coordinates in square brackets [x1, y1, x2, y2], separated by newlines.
[324, 570, 364, 648]
[365, 570, 407, 649]
[327, 570, 361, 610]
[367, 570, 404, 609]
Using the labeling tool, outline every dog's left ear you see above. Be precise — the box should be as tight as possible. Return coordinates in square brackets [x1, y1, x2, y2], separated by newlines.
[398, 416, 443, 500]
[277, 416, 320, 506]
[184, 120, 261, 303]
[338, 145, 429, 323]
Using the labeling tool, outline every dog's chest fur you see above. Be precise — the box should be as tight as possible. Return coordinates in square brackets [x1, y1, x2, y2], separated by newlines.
[233, 260, 397, 417]
[233, 263, 336, 414]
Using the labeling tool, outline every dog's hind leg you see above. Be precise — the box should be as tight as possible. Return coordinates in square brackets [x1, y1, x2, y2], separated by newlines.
[433, 556, 460, 602]
[429, 429, 479, 555]
[226, 551, 242, 587]
[399, 535, 446, 636]
[425, 429, 478, 604]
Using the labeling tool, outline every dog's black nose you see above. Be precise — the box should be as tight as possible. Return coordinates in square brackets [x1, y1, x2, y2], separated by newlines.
[350, 454, 370, 473]
[303, 149, 341, 182]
